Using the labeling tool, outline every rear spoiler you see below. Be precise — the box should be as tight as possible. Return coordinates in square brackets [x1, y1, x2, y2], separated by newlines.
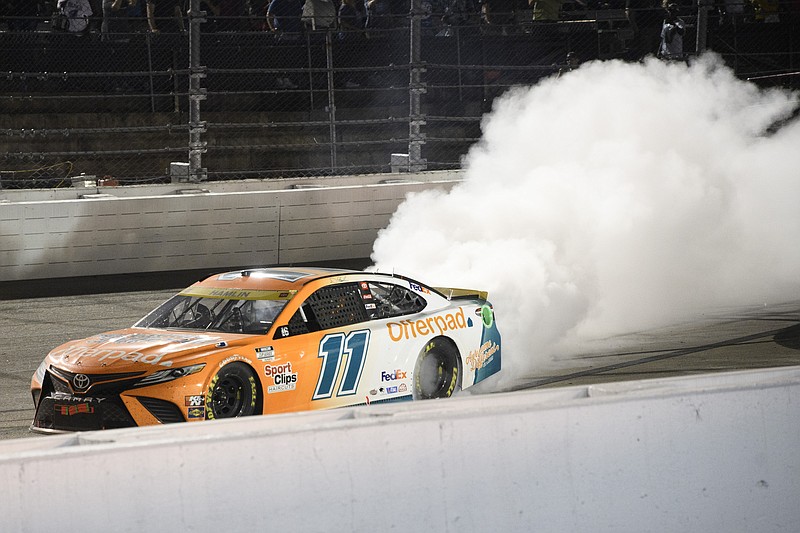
[433, 287, 489, 301]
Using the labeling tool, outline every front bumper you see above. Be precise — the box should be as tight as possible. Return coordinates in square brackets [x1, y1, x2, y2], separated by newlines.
[32, 367, 187, 432]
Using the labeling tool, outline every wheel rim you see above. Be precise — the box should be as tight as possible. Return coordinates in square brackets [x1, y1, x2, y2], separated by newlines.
[417, 352, 452, 398]
[210, 375, 245, 418]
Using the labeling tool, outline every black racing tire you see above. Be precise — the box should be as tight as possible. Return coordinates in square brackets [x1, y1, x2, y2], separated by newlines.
[205, 362, 261, 420]
[413, 337, 461, 400]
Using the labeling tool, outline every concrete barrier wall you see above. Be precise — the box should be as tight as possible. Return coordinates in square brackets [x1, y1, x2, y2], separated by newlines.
[0, 172, 460, 282]
[1, 366, 798, 532]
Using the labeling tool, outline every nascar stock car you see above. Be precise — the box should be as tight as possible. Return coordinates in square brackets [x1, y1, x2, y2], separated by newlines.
[31, 267, 502, 432]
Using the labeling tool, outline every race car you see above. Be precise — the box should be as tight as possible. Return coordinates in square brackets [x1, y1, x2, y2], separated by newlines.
[31, 267, 501, 432]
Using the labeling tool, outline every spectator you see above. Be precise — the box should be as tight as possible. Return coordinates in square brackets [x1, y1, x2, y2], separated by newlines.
[337, 0, 365, 87]
[752, 0, 779, 21]
[215, 0, 247, 31]
[301, 0, 336, 30]
[102, 0, 137, 40]
[479, 0, 515, 32]
[146, 0, 185, 32]
[657, 1, 684, 60]
[56, 0, 93, 33]
[626, 0, 662, 59]
[266, 0, 303, 34]
[557, 50, 580, 76]
[437, 0, 478, 35]
[720, 0, 745, 24]
[364, 0, 392, 35]
[338, 0, 364, 37]
[199, 0, 221, 32]
[247, 0, 269, 29]
[5, 0, 44, 31]
[266, 0, 303, 88]
[530, 0, 562, 20]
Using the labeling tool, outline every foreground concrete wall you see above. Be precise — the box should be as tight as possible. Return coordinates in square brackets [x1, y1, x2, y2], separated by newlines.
[1, 366, 798, 532]
[0, 172, 460, 282]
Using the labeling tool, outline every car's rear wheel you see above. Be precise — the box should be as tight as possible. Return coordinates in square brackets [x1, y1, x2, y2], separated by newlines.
[205, 362, 260, 420]
[413, 337, 461, 400]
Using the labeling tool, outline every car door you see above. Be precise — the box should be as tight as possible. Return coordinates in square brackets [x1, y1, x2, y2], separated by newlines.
[264, 280, 373, 413]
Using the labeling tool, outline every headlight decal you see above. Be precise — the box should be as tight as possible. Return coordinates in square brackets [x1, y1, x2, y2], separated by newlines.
[135, 364, 206, 388]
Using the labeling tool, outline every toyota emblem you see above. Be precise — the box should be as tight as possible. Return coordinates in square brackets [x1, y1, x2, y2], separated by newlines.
[73, 374, 91, 391]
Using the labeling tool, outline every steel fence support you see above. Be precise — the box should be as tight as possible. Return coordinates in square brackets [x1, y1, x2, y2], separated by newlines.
[408, 0, 427, 172]
[188, 0, 208, 183]
[326, 30, 338, 171]
[696, 0, 709, 55]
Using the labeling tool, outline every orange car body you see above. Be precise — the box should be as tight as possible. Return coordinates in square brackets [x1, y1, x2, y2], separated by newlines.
[31, 267, 502, 432]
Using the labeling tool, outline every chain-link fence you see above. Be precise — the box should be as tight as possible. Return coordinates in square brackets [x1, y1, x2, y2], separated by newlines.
[1, 0, 798, 189]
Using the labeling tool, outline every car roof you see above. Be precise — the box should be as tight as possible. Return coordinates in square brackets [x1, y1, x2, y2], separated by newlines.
[191, 266, 362, 292]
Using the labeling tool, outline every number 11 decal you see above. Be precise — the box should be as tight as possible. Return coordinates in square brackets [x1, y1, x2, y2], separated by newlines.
[313, 330, 370, 400]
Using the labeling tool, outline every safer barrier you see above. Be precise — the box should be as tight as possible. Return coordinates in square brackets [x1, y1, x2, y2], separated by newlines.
[1, 365, 798, 531]
[0, 170, 460, 282]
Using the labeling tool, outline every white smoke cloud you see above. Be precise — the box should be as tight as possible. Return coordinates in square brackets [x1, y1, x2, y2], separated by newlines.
[371, 54, 800, 388]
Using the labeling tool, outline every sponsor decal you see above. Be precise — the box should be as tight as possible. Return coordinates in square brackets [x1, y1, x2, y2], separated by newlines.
[72, 373, 90, 391]
[466, 341, 500, 371]
[219, 355, 247, 367]
[360, 282, 369, 290]
[265, 362, 298, 394]
[53, 332, 223, 370]
[369, 389, 378, 396]
[185, 395, 204, 407]
[50, 344, 190, 368]
[255, 346, 275, 361]
[216, 341, 228, 348]
[55, 403, 94, 416]
[381, 369, 407, 381]
[480, 305, 494, 328]
[264, 362, 293, 376]
[87, 332, 220, 347]
[187, 407, 205, 419]
[387, 386, 398, 394]
[399, 383, 407, 392]
[386, 308, 468, 342]
[47, 392, 106, 403]
[365, 303, 376, 310]
[409, 282, 430, 294]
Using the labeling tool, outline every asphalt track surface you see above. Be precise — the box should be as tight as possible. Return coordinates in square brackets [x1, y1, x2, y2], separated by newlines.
[1, 282, 798, 441]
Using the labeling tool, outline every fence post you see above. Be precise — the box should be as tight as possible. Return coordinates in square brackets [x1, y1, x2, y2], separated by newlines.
[696, 0, 709, 55]
[326, 30, 338, 171]
[188, 0, 208, 182]
[408, 0, 427, 172]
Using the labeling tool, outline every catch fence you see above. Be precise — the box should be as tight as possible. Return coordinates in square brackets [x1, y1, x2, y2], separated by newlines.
[1, 1, 798, 188]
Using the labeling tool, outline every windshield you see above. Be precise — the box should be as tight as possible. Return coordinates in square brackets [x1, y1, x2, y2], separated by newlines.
[135, 294, 290, 334]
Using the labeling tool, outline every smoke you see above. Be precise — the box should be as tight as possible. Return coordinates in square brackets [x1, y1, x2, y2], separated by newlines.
[371, 54, 800, 389]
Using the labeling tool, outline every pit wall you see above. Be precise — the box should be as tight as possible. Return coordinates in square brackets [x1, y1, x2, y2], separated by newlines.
[0, 171, 460, 282]
[1, 366, 798, 532]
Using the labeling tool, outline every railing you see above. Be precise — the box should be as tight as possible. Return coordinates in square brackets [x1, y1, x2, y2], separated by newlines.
[1, 4, 798, 189]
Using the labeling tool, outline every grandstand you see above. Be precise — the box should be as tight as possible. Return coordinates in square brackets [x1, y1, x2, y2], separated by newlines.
[1, 1, 798, 188]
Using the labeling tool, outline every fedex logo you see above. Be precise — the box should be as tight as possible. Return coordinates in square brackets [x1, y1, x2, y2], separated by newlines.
[409, 282, 430, 294]
[381, 369, 407, 381]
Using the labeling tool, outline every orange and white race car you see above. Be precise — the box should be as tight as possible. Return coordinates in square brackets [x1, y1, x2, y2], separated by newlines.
[31, 267, 502, 432]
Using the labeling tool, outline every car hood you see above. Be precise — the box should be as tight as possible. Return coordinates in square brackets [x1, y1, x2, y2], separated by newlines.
[46, 327, 252, 372]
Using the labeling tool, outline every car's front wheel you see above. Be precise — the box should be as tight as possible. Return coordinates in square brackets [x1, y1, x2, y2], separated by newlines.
[205, 362, 260, 420]
[413, 337, 461, 400]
